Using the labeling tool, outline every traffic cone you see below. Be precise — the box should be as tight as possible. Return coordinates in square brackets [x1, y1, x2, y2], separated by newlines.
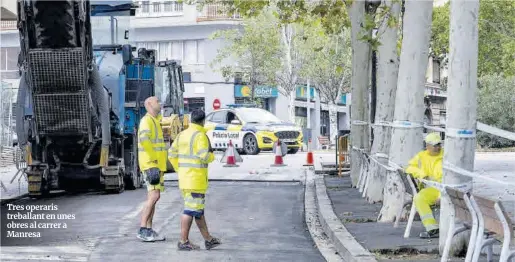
[223, 140, 239, 167]
[271, 139, 286, 167]
[303, 138, 314, 166]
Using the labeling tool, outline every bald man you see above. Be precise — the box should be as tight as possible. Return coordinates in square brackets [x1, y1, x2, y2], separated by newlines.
[137, 96, 168, 242]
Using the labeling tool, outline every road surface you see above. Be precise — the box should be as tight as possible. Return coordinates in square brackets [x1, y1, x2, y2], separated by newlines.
[1, 179, 325, 261]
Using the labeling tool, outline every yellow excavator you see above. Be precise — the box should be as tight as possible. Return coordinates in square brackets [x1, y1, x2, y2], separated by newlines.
[154, 60, 189, 172]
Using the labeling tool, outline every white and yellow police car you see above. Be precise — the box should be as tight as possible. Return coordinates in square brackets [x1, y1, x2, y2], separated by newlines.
[204, 105, 303, 155]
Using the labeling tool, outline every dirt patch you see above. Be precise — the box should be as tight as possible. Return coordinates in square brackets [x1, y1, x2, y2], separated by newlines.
[341, 217, 376, 223]
[374, 248, 440, 260]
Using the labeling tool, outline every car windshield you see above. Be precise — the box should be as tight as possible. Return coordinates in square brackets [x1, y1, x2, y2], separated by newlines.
[237, 108, 282, 124]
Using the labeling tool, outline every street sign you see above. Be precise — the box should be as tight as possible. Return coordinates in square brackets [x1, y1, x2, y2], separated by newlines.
[213, 98, 221, 110]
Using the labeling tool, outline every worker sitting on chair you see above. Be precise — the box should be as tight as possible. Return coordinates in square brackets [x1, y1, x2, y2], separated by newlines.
[405, 132, 444, 239]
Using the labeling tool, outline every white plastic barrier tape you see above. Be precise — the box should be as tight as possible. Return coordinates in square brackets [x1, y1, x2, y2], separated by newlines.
[390, 120, 425, 129]
[443, 162, 515, 187]
[424, 124, 445, 133]
[351, 120, 369, 126]
[477, 121, 515, 141]
[445, 128, 476, 138]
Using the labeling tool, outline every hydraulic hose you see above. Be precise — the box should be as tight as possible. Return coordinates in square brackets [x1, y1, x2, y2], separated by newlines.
[89, 67, 110, 167]
[16, 72, 29, 147]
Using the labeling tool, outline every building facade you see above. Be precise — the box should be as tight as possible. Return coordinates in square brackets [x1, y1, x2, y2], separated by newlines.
[0, 0, 447, 145]
[131, 0, 351, 139]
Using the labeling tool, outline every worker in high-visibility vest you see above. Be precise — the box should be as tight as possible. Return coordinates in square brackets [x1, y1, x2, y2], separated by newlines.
[137, 96, 167, 242]
[168, 109, 221, 250]
[406, 132, 444, 239]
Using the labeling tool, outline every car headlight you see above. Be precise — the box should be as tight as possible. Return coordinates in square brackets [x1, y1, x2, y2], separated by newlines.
[262, 137, 273, 143]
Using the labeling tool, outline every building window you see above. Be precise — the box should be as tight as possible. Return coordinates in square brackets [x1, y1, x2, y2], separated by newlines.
[182, 72, 191, 82]
[137, 40, 205, 65]
[234, 72, 244, 84]
[184, 40, 197, 65]
[141, 1, 150, 13]
[184, 97, 205, 113]
[432, 59, 441, 84]
[137, 1, 183, 17]
[197, 40, 205, 64]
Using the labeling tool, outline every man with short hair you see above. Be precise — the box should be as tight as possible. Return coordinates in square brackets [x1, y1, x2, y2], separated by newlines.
[137, 96, 167, 242]
[168, 109, 221, 250]
[406, 132, 444, 239]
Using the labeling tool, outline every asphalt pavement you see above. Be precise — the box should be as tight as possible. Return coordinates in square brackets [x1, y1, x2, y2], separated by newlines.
[1, 180, 325, 262]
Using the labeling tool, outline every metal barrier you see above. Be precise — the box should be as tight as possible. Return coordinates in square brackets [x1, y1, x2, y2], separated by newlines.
[335, 134, 350, 177]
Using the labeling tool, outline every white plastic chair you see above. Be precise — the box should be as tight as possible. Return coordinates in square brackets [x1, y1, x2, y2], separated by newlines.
[441, 186, 478, 262]
[399, 172, 442, 236]
[469, 194, 515, 262]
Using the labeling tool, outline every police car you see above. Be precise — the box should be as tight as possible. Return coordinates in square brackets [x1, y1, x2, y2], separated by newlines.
[204, 105, 303, 155]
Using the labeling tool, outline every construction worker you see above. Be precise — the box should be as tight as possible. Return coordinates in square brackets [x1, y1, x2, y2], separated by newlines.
[405, 132, 444, 239]
[168, 109, 221, 251]
[137, 96, 167, 242]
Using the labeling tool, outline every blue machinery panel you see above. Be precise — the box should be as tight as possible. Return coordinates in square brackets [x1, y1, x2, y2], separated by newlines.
[123, 61, 156, 135]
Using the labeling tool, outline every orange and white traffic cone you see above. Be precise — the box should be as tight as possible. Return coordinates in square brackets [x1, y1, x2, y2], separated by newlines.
[271, 139, 286, 167]
[303, 138, 314, 167]
[223, 140, 239, 167]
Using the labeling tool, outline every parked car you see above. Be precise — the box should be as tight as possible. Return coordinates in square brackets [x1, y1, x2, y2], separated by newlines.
[204, 106, 303, 155]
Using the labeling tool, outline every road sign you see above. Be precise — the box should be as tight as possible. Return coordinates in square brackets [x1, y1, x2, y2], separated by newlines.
[213, 98, 221, 110]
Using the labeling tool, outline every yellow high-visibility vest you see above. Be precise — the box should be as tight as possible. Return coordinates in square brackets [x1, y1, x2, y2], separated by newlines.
[406, 149, 444, 183]
[168, 123, 214, 190]
[138, 113, 167, 171]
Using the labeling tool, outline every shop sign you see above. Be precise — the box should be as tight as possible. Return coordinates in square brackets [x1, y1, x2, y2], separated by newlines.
[234, 85, 278, 98]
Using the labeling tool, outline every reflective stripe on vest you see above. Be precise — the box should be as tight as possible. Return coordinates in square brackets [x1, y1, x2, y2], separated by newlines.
[175, 131, 209, 169]
[138, 116, 166, 151]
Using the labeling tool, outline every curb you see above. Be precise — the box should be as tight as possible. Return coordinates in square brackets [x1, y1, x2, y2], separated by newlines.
[314, 176, 378, 262]
[304, 169, 345, 262]
[1, 193, 28, 205]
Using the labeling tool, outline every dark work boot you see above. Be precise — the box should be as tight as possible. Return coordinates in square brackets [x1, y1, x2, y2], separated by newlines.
[419, 228, 439, 239]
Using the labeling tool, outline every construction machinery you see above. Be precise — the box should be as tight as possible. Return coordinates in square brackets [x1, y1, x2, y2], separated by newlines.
[154, 60, 187, 172]
[14, 0, 165, 197]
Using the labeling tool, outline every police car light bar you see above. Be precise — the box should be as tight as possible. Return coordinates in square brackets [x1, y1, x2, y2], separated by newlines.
[225, 104, 258, 108]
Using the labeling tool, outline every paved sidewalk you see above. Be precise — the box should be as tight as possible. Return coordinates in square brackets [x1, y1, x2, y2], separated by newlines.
[322, 152, 515, 261]
[0, 164, 27, 202]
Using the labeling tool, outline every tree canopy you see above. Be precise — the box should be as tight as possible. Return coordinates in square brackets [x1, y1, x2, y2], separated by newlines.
[431, 0, 515, 77]
[208, 7, 281, 99]
[477, 74, 515, 148]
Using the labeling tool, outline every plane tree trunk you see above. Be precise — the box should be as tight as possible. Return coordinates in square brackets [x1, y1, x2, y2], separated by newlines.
[438, 0, 479, 255]
[348, 0, 372, 187]
[365, 0, 401, 203]
[378, 0, 433, 222]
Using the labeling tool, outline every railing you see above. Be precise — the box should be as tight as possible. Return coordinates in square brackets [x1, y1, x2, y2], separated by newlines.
[196, 4, 241, 22]
[425, 82, 447, 97]
[0, 21, 17, 31]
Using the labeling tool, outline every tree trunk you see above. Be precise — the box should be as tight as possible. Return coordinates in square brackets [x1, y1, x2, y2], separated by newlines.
[365, 0, 401, 203]
[439, 0, 479, 255]
[288, 90, 296, 123]
[378, 0, 433, 222]
[329, 101, 338, 143]
[348, 0, 372, 187]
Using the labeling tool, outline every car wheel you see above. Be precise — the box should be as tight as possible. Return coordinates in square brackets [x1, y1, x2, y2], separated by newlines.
[243, 134, 260, 155]
[287, 148, 299, 154]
